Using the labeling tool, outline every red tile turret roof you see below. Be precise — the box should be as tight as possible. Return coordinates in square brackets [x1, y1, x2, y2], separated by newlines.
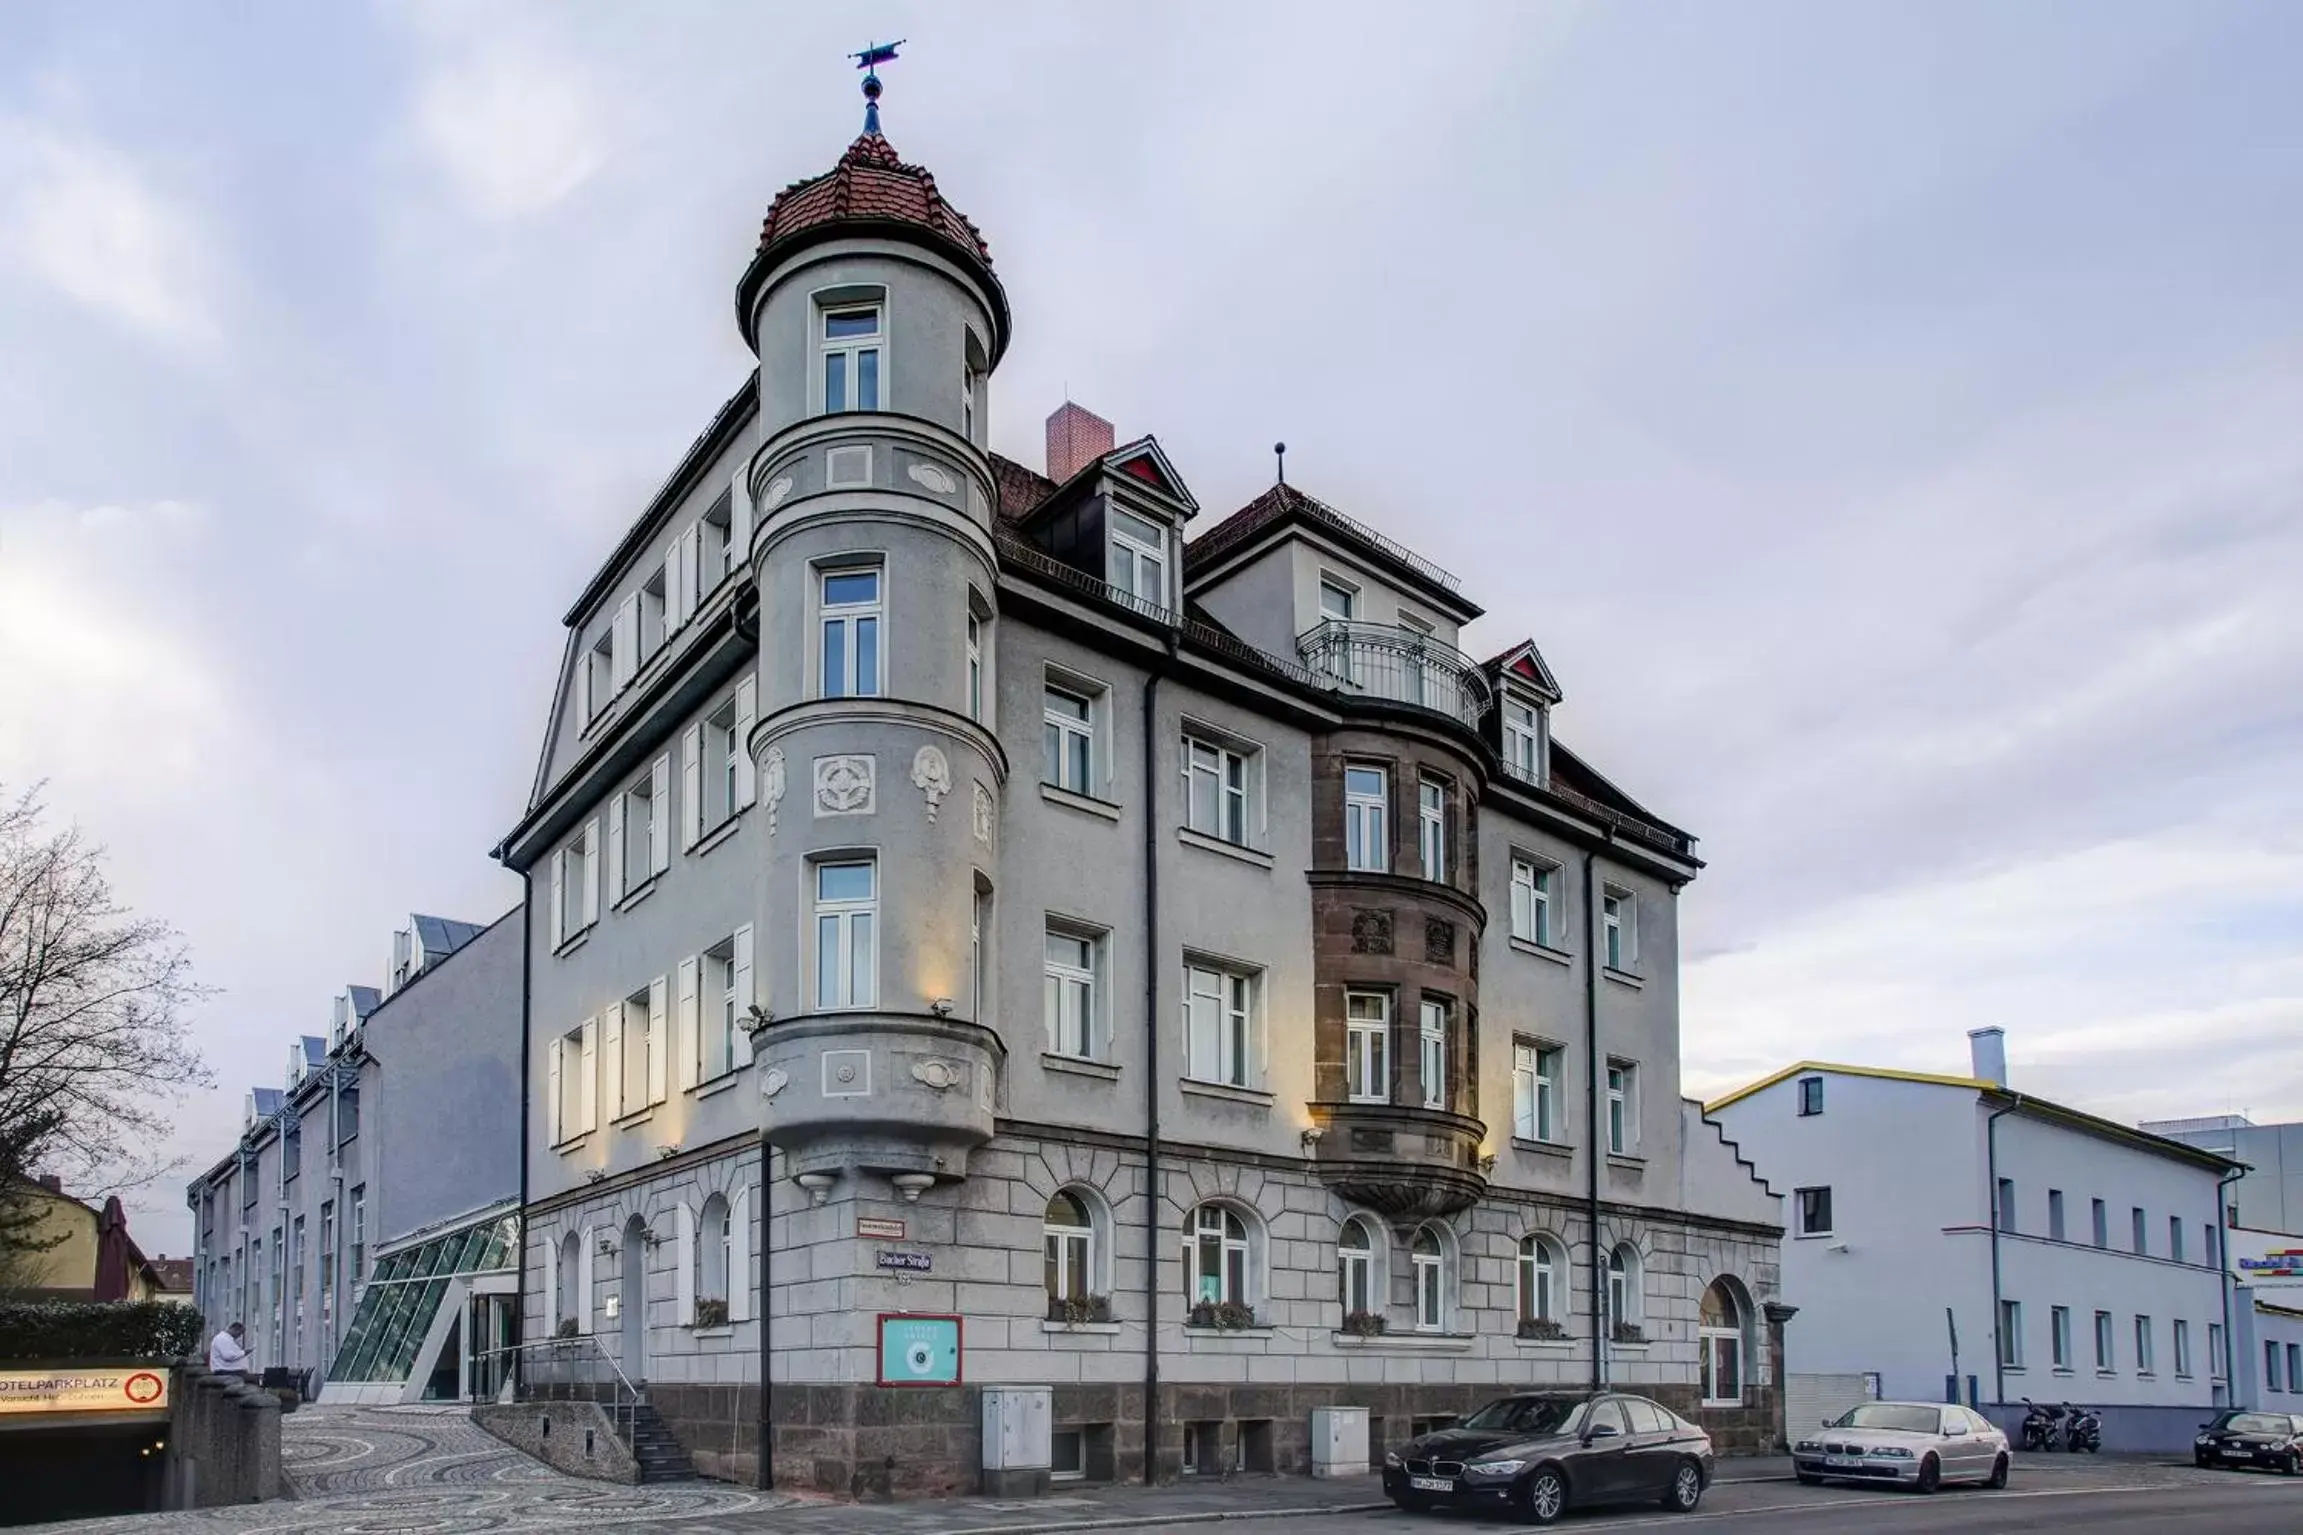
[757, 131, 993, 268]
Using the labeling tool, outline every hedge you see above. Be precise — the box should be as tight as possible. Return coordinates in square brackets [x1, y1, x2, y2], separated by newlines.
[0, 1300, 206, 1363]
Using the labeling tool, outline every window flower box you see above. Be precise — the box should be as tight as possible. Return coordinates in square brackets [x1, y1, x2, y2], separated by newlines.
[1047, 1294, 1113, 1325]
[690, 1298, 729, 1328]
[1341, 1310, 1388, 1337]
[1518, 1317, 1567, 1341]
[1187, 1300, 1257, 1331]
[1612, 1320, 1645, 1345]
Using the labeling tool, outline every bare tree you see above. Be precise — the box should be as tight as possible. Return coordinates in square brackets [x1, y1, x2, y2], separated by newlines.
[0, 783, 213, 1214]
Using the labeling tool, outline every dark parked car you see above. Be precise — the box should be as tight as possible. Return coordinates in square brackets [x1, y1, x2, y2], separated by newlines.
[1382, 1392, 1714, 1524]
[2194, 1410, 2303, 1474]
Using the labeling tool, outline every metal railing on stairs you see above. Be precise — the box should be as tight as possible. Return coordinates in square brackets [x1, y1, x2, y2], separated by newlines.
[473, 1335, 645, 1448]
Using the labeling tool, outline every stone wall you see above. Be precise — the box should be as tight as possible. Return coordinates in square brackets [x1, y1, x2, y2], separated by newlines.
[170, 1367, 282, 1507]
[474, 1401, 639, 1483]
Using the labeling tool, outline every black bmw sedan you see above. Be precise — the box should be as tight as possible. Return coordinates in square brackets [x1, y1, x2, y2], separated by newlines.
[1382, 1392, 1715, 1524]
[2194, 1410, 2303, 1474]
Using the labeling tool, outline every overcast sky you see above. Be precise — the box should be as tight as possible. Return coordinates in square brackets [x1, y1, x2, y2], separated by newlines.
[4, 3, 2299, 1253]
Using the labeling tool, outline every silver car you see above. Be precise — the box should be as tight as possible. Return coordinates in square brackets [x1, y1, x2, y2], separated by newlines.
[1793, 1403, 2010, 1493]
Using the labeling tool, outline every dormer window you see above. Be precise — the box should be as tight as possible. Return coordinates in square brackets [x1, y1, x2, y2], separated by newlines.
[1503, 698, 1546, 785]
[820, 304, 882, 413]
[1108, 509, 1168, 610]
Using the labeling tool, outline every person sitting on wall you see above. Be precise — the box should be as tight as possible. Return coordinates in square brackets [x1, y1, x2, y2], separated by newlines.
[208, 1321, 252, 1379]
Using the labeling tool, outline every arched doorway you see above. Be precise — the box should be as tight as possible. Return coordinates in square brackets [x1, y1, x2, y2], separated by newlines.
[1700, 1278, 1748, 1406]
[621, 1215, 649, 1381]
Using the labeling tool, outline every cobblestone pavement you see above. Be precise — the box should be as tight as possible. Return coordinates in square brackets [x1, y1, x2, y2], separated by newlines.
[12, 1404, 792, 1535]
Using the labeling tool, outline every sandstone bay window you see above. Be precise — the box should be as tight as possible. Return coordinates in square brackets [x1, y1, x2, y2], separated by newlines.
[1509, 858, 1553, 947]
[1044, 1192, 1095, 1311]
[813, 860, 878, 1010]
[1512, 1042, 1561, 1142]
[1043, 686, 1095, 793]
[1183, 962, 1253, 1089]
[1182, 735, 1250, 845]
[819, 301, 882, 413]
[1517, 1234, 1564, 1331]
[1337, 1217, 1377, 1317]
[1185, 1204, 1251, 1312]
[1417, 776, 1446, 881]
[1344, 765, 1388, 872]
[1418, 999, 1448, 1108]
[1345, 991, 1389, 1103]
[1044, 927, 1099, 1059]
[819, 567, 883, 698]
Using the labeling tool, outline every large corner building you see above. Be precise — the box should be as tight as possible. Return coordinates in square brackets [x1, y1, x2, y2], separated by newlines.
[496, 100, 1782, 1495]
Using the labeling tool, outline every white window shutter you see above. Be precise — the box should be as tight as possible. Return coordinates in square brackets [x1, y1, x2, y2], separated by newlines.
[681, 725, 703, 849]
[543, 1228, 559, 1330]
[549, 851, 567, 947]
[729, 1184, 753, 1322]
[734, 678, 758, 807]
[602, 1005, 625, 1122]
[578, 1017, 598, 1132]
[732, 925, 755, 1066]
[612, 595, 638, 690]
[730, 468, 754, 572]
[581, 819, 601, 925]
[576, 1228, 594, 1334]
[547, 1036, 564, 1144]
[664, 544, 685, 636]
[681, 525, 702, 615]
[647, 975, 668, 1105]
[675, 1201, 696, 1326]
[605, 794, 626, 904]
[676, 957, 700, 1089]
[649, 756, 671, 875]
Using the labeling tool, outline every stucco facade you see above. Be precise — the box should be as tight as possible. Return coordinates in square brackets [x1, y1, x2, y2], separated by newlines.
[499, 113, 1781, 1496]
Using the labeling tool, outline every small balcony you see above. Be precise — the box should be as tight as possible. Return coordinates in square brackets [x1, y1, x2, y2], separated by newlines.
[1305, 1100, 1489, 1222]
[1297, 620, 1491, 733]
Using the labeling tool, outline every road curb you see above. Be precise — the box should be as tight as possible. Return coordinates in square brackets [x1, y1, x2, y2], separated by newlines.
[909, 1502, 1394, 1535]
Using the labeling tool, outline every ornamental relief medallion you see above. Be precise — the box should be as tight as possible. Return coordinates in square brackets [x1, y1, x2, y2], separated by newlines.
[1424, 917, 1457, 967]
[814, 754, 875, 817]
[1349, 909, 1393, 955]
[911, 746, 953, 821]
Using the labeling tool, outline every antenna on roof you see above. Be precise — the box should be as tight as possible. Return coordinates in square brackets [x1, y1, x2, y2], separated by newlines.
[1274, 442, 1287, 486]
[851, 39, 905, 135]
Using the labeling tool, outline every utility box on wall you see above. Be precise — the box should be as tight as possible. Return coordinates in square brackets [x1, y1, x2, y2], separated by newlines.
[980, 1384, 1052, 1496]
[1310, 1405, 1370, 1478]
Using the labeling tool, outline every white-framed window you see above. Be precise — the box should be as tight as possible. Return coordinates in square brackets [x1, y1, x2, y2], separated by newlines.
[700, 933, 750, 1081]
[961, 365, 978, 444]
[1182, 962, 1254, 1088]
[1410, 1226, 1446, 1332]
[702, 493, 735, 589]
[820, 567, 883, 698]
[1182, 735, 1251, 845]
[547, 1018, 596, 1143]
[349, 1187, 365, 1281]
[1398, 612, 1434, 707]
[2136, 1315, 2155, 1375]
[966, 610, 985, 722]
[1602, 886, 1635, 970]
[1345, 991, 1389, 1103]
[1512, 1042, 1561, 1142]
[608, 979, 665, 1118]
[1318, 576, 1356, 622]
[2169, 1216, 2184, 1263]
[1417, 999, 1447, 1109]
[2272, 1341, 2286, 1393]
[1043, 685, 1095, 793]
[1043, 1190, 1096, 1306]
[1795, 1186, 1833, 1237]
[1699, 1280, 1744, 1405]
[1343, 765, 1388, 872]
[639, 566, 667, 661]
[1044, 927, 1098, 1059]
[2092, 1199, 2109, 1247]
[1108, 507, 1169, 609]
[819, 300, 882, 413]
[1606, 1243, 1642, 1331]
[2051, 1305, 2073, 1369]
[1517, 1234, 1563, 1326]
[813, 860, 877, 1010]
[1509, 858, 1553, 947]
[549, 819, 600, 947]
[970, 885, 990, 1023]
[584, 628, 614, 720]
[2132, 1205, 2148, 1254]
[698, 1191, 732, 1305]
[2173, 1318, 2192, 1378]
[1417, 777, 1446, 881]
[1503, 698, 1543, 783]
[612, 759, 669, 900]
[2094, 1309, 2114, 1371]
[2048, 1188, 2066, 1240]
[2001, 1300, 2025, 1368]
[2211, 1323, 2226, 1380]
[1606, 1060, 1637, 1154]
[1185, 1204, 1251, 1309]
[1337, 1217, 1377, 1317]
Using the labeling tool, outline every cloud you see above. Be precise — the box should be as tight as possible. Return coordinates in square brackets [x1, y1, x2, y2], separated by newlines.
[396, 4, 608, 219]
[0, 121, 220, 349]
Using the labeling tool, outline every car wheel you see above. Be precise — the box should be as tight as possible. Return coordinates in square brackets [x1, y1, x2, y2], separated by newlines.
[1796, 1472, 1824, 1486]
[1915, 1454, 1941, 1494]
[1520, 1467, 1569, 1526]
[1660, 1459, 1703, 1513]
[2284, 1452, 2301, 1478]
[1987, 1453, 2009, 1490]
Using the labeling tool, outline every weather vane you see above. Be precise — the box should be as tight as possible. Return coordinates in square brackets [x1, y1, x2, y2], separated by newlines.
[851, 39, 905, 135]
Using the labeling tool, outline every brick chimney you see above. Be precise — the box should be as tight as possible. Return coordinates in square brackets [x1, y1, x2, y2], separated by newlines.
[35, 1173, 62, 1194]
[1045, 402, 1115, 483]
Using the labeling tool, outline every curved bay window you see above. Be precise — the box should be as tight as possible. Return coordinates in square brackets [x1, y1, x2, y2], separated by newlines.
[1700, 1279, 1746, 1406]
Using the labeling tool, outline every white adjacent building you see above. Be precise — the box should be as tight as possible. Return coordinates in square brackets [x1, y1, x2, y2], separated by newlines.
[1709, 1027, 2240, 1451]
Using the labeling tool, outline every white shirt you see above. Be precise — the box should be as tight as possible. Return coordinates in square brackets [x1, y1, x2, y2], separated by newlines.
[208, 1330, 250, 1373]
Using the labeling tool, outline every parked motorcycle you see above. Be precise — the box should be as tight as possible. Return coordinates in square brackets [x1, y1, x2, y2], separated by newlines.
[2019, 1398, 2063, 1452]
[2061, 1403, 2102, 1453]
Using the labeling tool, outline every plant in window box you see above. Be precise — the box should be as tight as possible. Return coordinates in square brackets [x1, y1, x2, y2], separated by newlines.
[691, 1297, 730, 1328]
[1517, 1317, 1567, 1341]
[1048, 1294, 1113, 1325]
[1611, 1320, 1645, 1345]
[554, 1317, 579, 1339]
[1341, 1310, 1388, 1337]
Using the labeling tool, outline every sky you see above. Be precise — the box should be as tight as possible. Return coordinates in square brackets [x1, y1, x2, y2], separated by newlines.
[2, 2, 2299, 1254]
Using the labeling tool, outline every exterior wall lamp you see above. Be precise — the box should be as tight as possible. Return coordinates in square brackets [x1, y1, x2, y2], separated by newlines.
[1299, 1127, 1325, 1152]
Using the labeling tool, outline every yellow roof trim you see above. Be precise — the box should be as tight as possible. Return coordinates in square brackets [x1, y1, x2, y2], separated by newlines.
[1703, 1061, 1995, 1115]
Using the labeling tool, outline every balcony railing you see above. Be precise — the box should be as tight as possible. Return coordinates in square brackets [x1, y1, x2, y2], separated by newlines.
[1297, 619, 1491, 733]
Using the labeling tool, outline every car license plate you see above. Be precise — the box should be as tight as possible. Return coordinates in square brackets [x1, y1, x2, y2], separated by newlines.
[1409, 1476, 1454, 1493]
[2222, 1448, 2251, 1457]
[1825, 1455, 1859, 1467]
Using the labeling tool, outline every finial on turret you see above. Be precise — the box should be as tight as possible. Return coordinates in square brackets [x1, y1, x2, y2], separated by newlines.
[852, 39, 905, 136]
[1274, 442, 1288, 486]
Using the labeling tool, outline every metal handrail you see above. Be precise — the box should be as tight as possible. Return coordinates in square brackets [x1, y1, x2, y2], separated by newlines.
[475, 1334, 645, 1444]
[1296, 619, 1492, 732]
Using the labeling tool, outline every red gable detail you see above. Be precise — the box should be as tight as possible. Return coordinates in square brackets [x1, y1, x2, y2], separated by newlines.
[1118, 456, 1167, 491]
[1510, 656, 1544, 682]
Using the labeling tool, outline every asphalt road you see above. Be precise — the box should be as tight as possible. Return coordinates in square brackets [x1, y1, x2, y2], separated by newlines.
[1116, 1474, 2303, 1535]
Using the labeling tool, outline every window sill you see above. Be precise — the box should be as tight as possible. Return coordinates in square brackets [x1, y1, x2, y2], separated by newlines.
[1040, 1320, 1122, 1336]
[690, 812, 744, 860]
[1602, 966, 1645, 990]
[1792, 1231, 1837, 1242]
[1508, 937, 1573, 968]
[1609, 1342, 1651, 1356]
[1177, 827, 1273, 869]
[1346, 1095, 1391, 1108]
[2095, 1369, 2119, 1379]
[1513, 1336, 1578, 1352]
[1512, 1136, 1572, 1161]
[690, 1070, 746, 1101]
[1330, 1331, 1475, 1352]
[613, 876, 659, 914]
[552, 925, 593, 959]
[1043, 1053, 1120, 1082]
[2052, 1367, 2074, 1377]
[686, 1325, 733, 1340]
[551, 1134, 592, 1155]
[1607, 1152, 1646, 1170]
[1183, 1325, 1274, 1340]
[1180, 1079, 1273, 1108]
[2137, 1372, 2156, 1380]
[611, 1106, 658, 1130]
[1041, 783, 1121, 821]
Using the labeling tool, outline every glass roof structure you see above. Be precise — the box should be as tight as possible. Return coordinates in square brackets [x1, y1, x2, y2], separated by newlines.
[329, 1212, 517, 1384]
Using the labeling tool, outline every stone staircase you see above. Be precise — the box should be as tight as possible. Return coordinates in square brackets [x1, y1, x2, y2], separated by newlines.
[626, 1400, 697, 1483]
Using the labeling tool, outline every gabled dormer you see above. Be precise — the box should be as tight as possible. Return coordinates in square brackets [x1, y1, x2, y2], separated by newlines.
[1483, 639, 1562, 788]
[1010, 403, 1199, 616]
